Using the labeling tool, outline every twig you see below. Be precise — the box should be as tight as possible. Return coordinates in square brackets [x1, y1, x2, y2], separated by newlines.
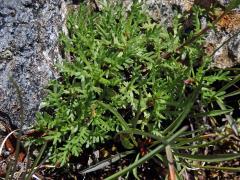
[166, 145, 176, 180]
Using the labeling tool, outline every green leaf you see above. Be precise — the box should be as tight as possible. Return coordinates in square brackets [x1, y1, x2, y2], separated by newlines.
[179, 128, 207, 137]
[133, 154, 141, 180]
[174, 153, 240, 162]
[120, 135, 135, 149]
[192, 165, 240, 172]
[195, 109, 233, 117]
[215, 75, 240, 97]
[26, 142, 48, 180]
[173, 136, 227, 149]
[174, 135, 208, 147]
[221, 89, 240, 98]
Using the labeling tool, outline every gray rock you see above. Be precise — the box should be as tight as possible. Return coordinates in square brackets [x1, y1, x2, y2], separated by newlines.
[208, 30, 239, 68]
[208, 28, 240, 68]
[0, 0, 67, 128]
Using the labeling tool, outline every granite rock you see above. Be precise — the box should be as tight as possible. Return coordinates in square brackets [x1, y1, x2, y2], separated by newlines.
[0, 0, 67, 128]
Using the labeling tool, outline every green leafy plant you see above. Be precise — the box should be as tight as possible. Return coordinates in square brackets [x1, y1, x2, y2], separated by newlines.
[35, 1, 240, 178]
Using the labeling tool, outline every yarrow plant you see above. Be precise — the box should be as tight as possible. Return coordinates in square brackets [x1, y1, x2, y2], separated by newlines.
[34, 1, 240, 178]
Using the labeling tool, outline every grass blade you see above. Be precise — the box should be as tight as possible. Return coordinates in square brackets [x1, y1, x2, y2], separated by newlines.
[179, 128, 207, 137]
[26, 142, 47, 180]
[97, 101, 138, 146]
[97, 101, 129, 130]
[132, 153, 141, 180]
[174, 153, 240, 162]
[221, 89, 240, 98]
[195, 109, 233, 117]
[216, 98, 238, 136]
[215, 75, 240, 97]
[173, 136, 227, 149]
[192, 165, 240, 172]
[119, 129, 163, 141]
[174, 135, 210, 148]
[210, 30, 240, 58]
[163, 85, 201, 135]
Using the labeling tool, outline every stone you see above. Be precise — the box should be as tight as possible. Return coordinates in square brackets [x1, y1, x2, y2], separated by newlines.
[209, 10, 240, 68]
[0, 0, 67, 128]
